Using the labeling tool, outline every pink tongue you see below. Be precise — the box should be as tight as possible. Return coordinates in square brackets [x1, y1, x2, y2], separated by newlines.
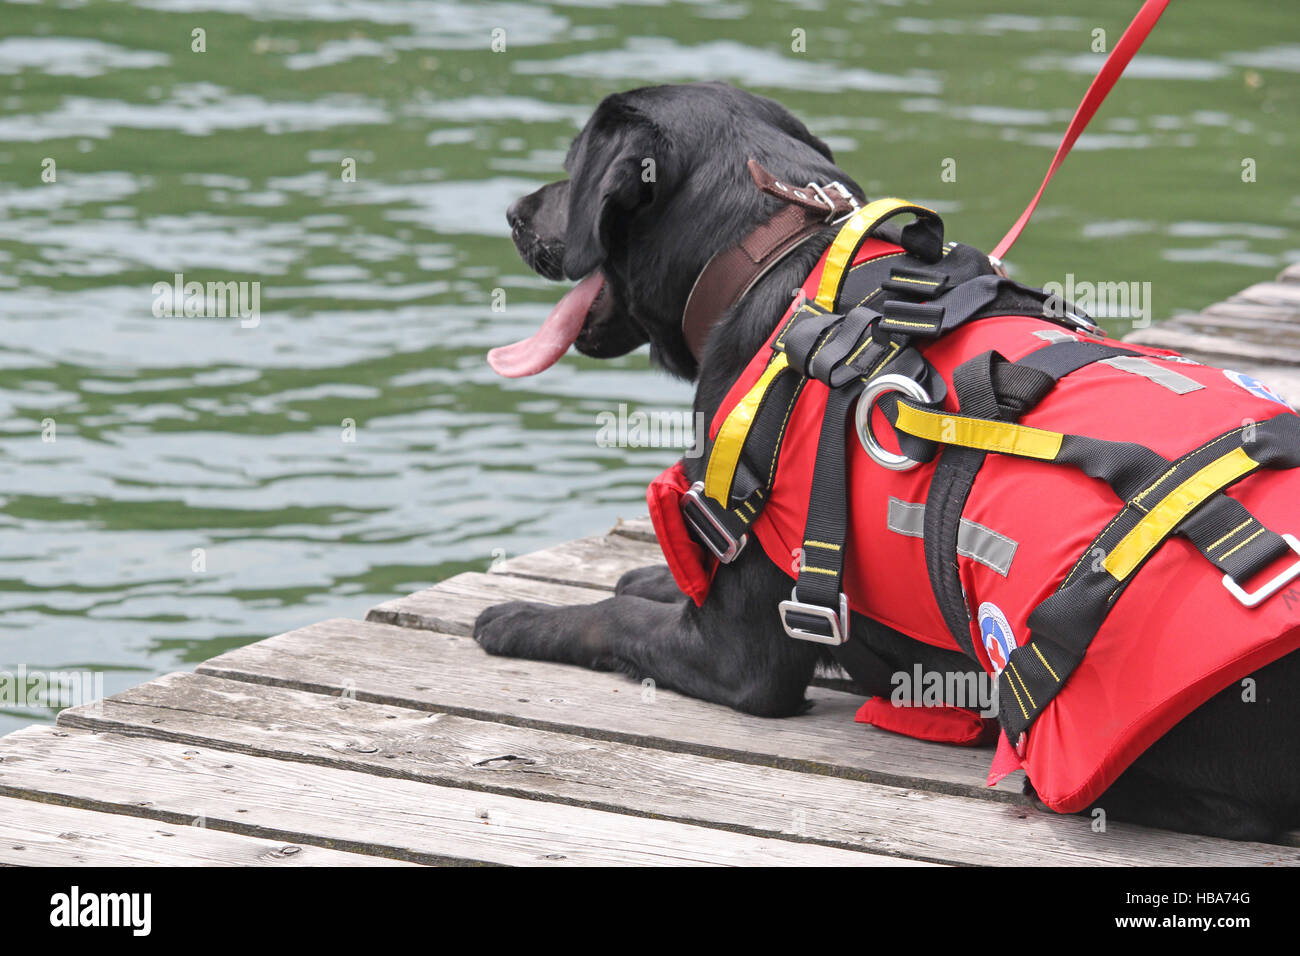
[487, 273, 605, 378]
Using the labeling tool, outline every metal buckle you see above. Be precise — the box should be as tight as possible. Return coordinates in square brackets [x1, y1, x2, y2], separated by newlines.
[808, 180, 860, 223]
[1222, 533, 1300, 608]
[1062, 310, 1105, 336]
[855, 373, 934, 472]
[681, 481, 747, 563]
[778, 588, 850, 645]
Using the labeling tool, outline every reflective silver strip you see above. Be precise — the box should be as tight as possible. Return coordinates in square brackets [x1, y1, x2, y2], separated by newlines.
[886, 497, 927, 536]
[1032, 328, 1078, 344]
[1101, 355, 1204, 394]
[886, 497, 1018, 577]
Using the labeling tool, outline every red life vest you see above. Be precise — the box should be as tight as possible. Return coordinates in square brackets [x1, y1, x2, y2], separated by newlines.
[648, 211, 1300, 813]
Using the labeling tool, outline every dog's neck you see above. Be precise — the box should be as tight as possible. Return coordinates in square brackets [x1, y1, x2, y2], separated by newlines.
[679, 160, 857, 363]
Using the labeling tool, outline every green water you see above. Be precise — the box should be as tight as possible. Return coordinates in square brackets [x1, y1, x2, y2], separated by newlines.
[0, 0, 1295, 732]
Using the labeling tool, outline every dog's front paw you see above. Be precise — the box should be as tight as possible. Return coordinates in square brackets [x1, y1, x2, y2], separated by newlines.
[473, 601, 540, 657]
[474, 598, 617, 667]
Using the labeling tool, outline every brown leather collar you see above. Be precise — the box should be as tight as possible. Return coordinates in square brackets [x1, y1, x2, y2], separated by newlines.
[680, 159, 859, 362]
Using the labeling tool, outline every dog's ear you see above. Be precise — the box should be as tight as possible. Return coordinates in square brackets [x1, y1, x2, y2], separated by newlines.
[563, 118, 665, 280]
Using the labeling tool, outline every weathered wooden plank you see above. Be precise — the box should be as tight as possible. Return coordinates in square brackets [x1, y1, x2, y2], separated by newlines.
[0, 726, 916, 867]
[490, 534, 662, 590]
[1123, 326, 1300, 368]
[1124, 261, 1300, 372]
[193, 617, 1022, 800]
[1127, 321, 1297, 354]
[1227, 280, 1300, 309]
[1197, 300, 1300, 326]
[0, 794, 411, 867]
[368, 572, 610, 635]
[609, 515, 657, 543]
[56, 672, 1299, 866]
[1166, 311, 1300, 340]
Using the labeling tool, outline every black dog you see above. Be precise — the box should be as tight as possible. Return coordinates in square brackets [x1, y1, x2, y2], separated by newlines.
[477, 82, 1300, 840]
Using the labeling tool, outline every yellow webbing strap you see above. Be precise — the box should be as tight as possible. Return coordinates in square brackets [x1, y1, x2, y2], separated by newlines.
[703, 352, 790, 505]
[892, 402, 1065, 461]
[814, 198, 940, 310]
[1103, 446, 1259, 581]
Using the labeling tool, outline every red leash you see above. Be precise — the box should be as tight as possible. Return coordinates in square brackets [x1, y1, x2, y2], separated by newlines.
[990, 0, 1171, 263]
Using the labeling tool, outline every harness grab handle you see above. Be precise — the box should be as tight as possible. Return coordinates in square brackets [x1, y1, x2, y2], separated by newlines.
[815, 198, 945, 310]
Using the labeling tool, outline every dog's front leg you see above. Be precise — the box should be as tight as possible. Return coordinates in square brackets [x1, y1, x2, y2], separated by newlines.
[474, 549, 823, 716]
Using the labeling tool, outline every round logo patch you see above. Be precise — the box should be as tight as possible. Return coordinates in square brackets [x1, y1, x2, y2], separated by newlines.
[978, 602, 1017, 675]
[1224, 369, 1293, 409]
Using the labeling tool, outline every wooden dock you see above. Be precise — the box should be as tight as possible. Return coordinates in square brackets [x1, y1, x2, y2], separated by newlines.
[3, 264, 1299, 866]
[1125, 261, 1300, 405]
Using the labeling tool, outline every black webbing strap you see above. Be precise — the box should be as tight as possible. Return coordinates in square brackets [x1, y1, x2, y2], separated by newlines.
[877, 301, 946, 338]
[778, 303, 841, 375]
[807, 306, 881, 386]
[773, 302, 905, 691]
[1017, 339, 1141, 378]
[1179, 493, 1292, 582]
[998, 413, 1300, 737]
[790, 381, 864, 618]
[881, 265, 953, 299]
[909, 275, 1065, 339]
[790, 337, 951, 634]
[783, 385, 870, 642]
[923, 444, 988, 661]
[920, 341, 1147, 657]
[786, 344, 949, 632]
[787, 341, 913, 697]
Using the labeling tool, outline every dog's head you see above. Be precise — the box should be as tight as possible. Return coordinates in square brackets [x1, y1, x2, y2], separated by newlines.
[489, 82, 858, 380]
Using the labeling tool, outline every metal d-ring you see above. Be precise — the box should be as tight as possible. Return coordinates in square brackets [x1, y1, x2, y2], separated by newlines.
[855, 373, 934, 472]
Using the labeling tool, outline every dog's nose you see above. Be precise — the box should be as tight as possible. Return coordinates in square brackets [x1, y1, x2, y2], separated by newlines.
[506, 198, 524, 230]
